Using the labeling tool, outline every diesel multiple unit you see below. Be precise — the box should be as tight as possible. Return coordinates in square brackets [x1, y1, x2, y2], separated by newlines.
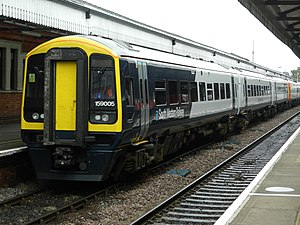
[21, 35, 300, 181]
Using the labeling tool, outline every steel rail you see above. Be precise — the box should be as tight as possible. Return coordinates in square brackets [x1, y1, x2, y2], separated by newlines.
[0, 188, 47, 207]
[22, 183, 119, 225]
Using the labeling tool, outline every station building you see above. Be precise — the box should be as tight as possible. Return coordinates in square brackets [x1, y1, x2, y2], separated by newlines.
[0, 28, 52, 123]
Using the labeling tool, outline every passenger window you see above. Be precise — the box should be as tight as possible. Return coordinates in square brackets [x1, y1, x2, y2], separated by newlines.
[259, 85, 262, 96]
[180, 81, 189, 104]
[190, 82, 198, 102]
[125, 77, 134, 106]
[214, 83, 219, 100]
[220, 83, 225, 99]
[169, 80, 179, 104]
[207, 83, 213, 101]
[155, 80, 166, 105]
[226, 83, 231, 99]
[199, 82, 206, 101]
[265, 86, 267, 95]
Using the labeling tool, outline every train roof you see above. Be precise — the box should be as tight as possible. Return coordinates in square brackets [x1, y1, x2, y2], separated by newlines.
[86, 35, 231, 73]
[87, 36, 287, 81]
[28, 35, 293, 83]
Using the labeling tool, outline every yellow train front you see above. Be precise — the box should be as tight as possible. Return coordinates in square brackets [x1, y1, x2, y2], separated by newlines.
[21, 36, 128, 181]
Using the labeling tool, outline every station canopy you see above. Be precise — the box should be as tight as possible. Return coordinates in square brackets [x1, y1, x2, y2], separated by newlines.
[239, 0, 300, 59]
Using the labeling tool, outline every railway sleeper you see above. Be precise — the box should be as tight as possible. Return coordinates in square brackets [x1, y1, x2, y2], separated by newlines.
[167, 211, 222, 218]
[173, 207, 226, 214]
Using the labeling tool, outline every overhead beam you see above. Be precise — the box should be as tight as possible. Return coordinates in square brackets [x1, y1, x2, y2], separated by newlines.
[286, 28, 300, 31]
[280, 6, 300, 15]
[265, 0, 300, 5]
[277, 16, 300, 21]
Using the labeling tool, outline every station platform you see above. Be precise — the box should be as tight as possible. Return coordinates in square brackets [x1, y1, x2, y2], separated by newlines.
[216, 126, 300, 225]
[0, 123, 25, 154]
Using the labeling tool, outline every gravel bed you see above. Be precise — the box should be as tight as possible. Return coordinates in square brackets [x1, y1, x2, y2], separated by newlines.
[0, 190, 82, 225]
[1, 107, 299, 225]
[0, 180, 44, 202]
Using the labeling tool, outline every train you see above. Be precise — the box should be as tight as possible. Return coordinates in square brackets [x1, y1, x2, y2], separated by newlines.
[21, 35, 300, 181]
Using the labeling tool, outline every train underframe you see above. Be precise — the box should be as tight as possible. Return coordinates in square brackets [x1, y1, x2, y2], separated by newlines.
[27, 101, 292, 182]
[111, 101, 291, 179]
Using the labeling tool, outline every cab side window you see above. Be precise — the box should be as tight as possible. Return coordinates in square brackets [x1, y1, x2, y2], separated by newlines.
[125, 77, 134, 106]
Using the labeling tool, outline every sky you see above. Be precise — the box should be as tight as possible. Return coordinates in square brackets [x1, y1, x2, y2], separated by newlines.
[86, 0, 299, 73]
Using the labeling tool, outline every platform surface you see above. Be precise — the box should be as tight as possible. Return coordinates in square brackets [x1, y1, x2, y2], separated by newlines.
[0, 123, 24, 153]
[218, 127, 300, 225]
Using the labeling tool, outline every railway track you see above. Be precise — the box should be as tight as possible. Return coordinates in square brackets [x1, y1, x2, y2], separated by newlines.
[130, 112, 300, 225]
[0, 181, 117, 225]
[0, 187, 46, 207]
[0, 112, 299, 224]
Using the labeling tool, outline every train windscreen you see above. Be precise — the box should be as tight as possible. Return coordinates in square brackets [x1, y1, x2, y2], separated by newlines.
[24, 54, 45, 122]
[89, 54, 117, 124]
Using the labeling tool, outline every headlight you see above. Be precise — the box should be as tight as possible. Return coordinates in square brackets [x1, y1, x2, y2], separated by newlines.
[90, 111, 116, 124]
[32, 113, 39, 120]
[94, 115, 101, 121]
[102, 114, 109, 122]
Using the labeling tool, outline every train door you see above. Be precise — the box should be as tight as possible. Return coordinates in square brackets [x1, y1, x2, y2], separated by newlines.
[137, 61, 150, 139]
[238, 75, 246, 112]
[245, 78, 248, 107]
[231, 76, 236, 110]
[270, 81, 273, 104]
[43, 48, 87, 146]
[271, 81, 276, 104]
